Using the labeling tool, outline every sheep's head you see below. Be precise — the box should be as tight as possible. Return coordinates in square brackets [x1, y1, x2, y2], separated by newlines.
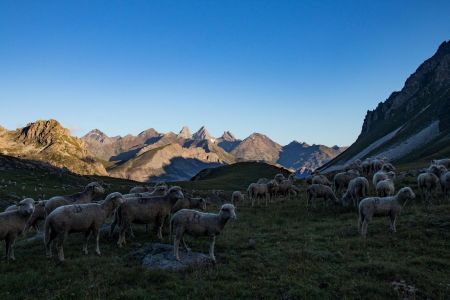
[429, 164, 447, 177]
[191, 197, 207, 210]
[341, 192, 351, 206]
[398, 187, 415, 201]
[387, 171, 396, 180]
[274, 174, 285, 183]
[167, 186, 184, 201]
[220, 203, 237, 220]
[17, 198, 35, 216]
[86, 182, 105, 196]
[106, 192, 125, 207]
[382, 163, 396, 172]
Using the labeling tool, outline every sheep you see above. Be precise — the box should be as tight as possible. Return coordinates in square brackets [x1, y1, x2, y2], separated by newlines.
[372, 170, 395, 187]
[306, 184, 339, 208]
[124, 185, 168, 199]
[171, 197, 207, 214]
[170, 203, 236, 263]
[376, 179, 395, 197]
[312, 175, 332, 187]
[361, 160, 372, 176]
[0, 198, 35, 261]
[116, 186, 184, 247]
[381, 163, 396, 173]
[129, 186, 153, 193]
[5, 200, 46, 232]
[428, 164, 447, 177]
[342, 177, 369, 207]
[276, 175, 297, 199]
[256, 178, 269, 184]
[305, 176, 313, 185]
[440, 171, 450, 202]
[370, 158, 384, 174]
[247, 183, 269, 206]
[431, 158, 450, 169]
[230, 191, 244, 206]
[417, 172, 440, 204]
[274, 173, 286, 184]
[333, 171, 360, 196]
[44, 182, 105, 215]
[44, 192, 124, 262]
[358, 187, 415, 237]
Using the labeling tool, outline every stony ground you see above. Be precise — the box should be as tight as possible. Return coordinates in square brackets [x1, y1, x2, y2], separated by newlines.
[0, 170, 450, 299]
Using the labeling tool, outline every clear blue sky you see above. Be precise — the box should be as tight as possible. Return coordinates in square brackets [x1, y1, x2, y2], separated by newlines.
[0, 0, 449, 146]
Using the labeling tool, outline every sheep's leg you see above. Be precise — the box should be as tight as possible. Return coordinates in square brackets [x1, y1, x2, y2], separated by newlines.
[56, 233, 67, 262]
[209, 235, 216, 263]
[46, 230, 57, 258]
[182, 238, 191, 252]
[174, 232, 182, 261]
[83, 231, 92, 255]
[361, 220, 368, 237]
[389, 214, 397, 233]
[95, 230, 101, 256]
[5, 236, 11, 261]
[9, 238, 16, 261]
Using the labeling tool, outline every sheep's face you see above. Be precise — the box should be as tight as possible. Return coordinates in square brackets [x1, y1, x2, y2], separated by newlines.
[220, 204, 237, 220]
[17, 198, 35, 216]
[87, 182, 105, 196]
[399, 187, 415, 200]
[387, 171, 396, 180]
[168, 187, 184, 201]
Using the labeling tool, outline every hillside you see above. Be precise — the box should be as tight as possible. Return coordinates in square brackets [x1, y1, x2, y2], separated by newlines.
[184, 161, 292, 190]
[0, 120, 107, 176]
[320, 40, 450, 172]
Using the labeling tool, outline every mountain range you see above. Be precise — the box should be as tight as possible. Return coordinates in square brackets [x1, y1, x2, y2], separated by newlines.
[319, 40, 450, 172]
[82, 126, 345, 181]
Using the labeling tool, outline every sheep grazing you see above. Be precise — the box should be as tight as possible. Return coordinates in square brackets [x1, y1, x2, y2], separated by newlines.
[266, 180, 279, 202]
[417, 172, 439, 204]
[6, 200, 46, 232]
[306, 184, 339, 208]
[342, 177, 369, 207]
[231, 191, 244, 206]
[312, 175, 332, 187]
[171, 197, 207, 214]
[358, 187, 415, 237]
[361, 160, 372, 176]
[44, 182, 105, 215]
[333, 171, 359, 196]
[247, 183, 269, 206]
[372, 170, 395, 187]
[44, 192, 124, 262]
[381, 163, 396, 173]
[170, 203, 237, 263]
[431, 158, 450, 169]
[116, 186, 184, 247]
[277, 174, 297, 199]
[376, 179, 395, 197]
[0, 198, 35, 261]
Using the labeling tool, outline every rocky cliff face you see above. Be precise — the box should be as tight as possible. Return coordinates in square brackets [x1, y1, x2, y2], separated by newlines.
[320, 40, 450, 172]
[0, 120, 107, 176]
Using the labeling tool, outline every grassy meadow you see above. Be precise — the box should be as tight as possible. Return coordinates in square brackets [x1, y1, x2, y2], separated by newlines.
[0, 165, 450, 299]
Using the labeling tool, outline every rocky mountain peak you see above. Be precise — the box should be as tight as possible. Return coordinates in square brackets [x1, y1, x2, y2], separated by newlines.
[193, 126, 214, 141]
[16, 119, 70, 147]
[138, 128, 159, 137]
[83, 129, 110, 143]
[178, 126, 192, 139]
[220, 131, 236, 141]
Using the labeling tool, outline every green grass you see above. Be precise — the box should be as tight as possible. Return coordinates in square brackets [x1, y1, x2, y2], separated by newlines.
[1, 166, 450, 299]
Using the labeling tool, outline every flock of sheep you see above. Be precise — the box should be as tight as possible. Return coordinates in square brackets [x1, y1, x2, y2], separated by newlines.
[1, 156, 450, 264]
[0, 182, 236, 263]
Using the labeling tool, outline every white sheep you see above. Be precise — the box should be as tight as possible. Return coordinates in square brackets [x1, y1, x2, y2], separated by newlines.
[358, 187, 415, 237]
[306, 184, 339, 208]
[231, 191, 244, 206]
[170, 203, 236, 263]
[0, 198, 35, 260]
[376, 179, 395, 197]
[44, 192, 124, 262]
[431, 158, 450, 169]
[342, 176, 369, 207]
[311, 175, 332, 187]
[440, 171, 450, 202]
[44, 182, 105, 215]
[417, 172, 439, 204]
[372, 170, 395, 187]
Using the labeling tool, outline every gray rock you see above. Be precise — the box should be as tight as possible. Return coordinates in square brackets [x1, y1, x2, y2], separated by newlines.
[130, 243, 212, 271]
